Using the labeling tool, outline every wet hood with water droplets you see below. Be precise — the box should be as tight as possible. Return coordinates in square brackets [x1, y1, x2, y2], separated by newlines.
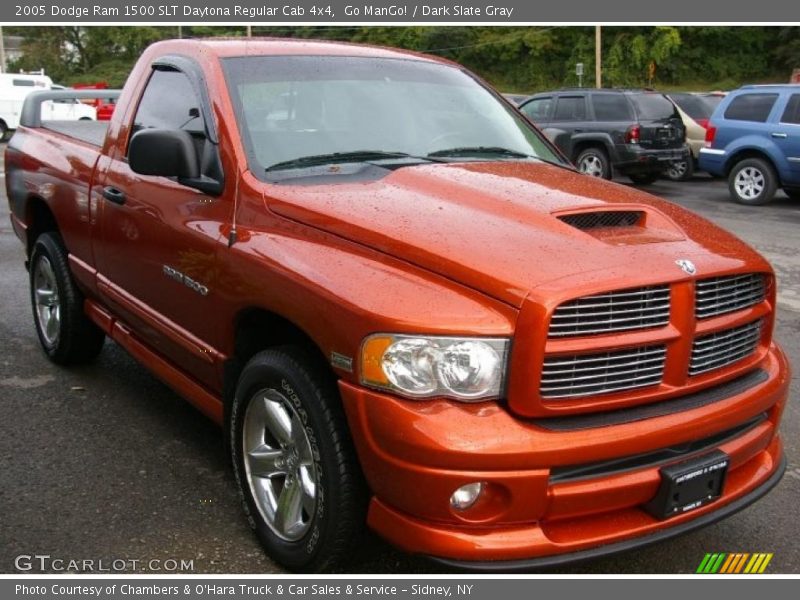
[264, 161, 768, 307]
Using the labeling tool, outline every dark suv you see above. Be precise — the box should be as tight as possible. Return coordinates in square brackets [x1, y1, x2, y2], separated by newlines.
[520, 89, 690, 184]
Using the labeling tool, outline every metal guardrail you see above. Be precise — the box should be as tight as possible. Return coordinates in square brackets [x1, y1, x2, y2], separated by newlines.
[20, 89, 122, 128]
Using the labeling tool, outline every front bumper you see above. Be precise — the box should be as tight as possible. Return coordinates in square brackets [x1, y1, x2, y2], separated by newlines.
[430, 453, 786, 572]
[339, 344, 789, 566]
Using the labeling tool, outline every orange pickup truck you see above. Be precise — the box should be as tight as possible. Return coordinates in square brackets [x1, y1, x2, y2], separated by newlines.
[5, 39, 789, 573]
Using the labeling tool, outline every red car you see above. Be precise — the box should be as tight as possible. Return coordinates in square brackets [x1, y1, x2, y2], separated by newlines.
[73, 81, 116, 120]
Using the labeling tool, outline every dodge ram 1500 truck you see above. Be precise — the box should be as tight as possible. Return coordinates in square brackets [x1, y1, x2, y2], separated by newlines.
[5, 39, 789, 573]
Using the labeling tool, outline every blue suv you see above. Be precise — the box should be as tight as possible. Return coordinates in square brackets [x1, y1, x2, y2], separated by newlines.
[699, 85, 800, 205]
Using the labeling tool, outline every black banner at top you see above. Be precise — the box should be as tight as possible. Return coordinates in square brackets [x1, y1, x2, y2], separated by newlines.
[0, 0, 797, 23]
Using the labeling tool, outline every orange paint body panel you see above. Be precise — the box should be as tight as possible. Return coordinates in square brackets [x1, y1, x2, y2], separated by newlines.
[4, 38, 790, 569]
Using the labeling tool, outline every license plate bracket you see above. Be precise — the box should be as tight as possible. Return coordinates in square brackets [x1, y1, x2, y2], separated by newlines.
[644, 450, 729, 520]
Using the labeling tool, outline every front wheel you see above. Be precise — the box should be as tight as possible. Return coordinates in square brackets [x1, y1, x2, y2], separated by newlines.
[575, 148, 611, 179]
[229, 348, 367, 572]
[30, 233, 105, 364]
[728, 158, 777, 205]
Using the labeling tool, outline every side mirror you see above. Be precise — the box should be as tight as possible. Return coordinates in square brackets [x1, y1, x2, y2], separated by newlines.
[129, 129, 200, 179]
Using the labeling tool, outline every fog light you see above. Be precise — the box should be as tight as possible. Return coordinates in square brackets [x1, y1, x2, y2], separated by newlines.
[450, 482, 485, 511]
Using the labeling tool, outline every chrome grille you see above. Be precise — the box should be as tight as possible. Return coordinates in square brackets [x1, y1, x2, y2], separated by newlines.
[549, 286, 670, 338]
[695, 273, 766, 319]
[689, 320, 763, 376]
[540, 345, 666, 399]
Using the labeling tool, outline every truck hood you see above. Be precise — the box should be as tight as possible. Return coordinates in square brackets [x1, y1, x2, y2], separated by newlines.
[264, 161, 766, 307]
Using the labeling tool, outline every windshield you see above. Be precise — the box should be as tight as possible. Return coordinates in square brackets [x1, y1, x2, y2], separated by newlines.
[222, 55, 564, 175]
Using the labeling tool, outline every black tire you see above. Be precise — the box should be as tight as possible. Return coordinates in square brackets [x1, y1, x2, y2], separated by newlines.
[29, 232, 105, 365]
[629, 172, 660, 185]
[229, 347, 367, 573]
[664, 157, 694, 181]
[575, 147, 612, 180]
[0, 120, 8, 142]
[727, 158, 777, 205]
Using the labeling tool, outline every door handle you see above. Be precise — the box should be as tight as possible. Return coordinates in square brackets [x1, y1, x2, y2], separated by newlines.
[102, 186, 126, 205]
[771, 132, 788, 139]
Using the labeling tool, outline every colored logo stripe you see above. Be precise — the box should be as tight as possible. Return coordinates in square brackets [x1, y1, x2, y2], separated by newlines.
[697, 552, 773, 574]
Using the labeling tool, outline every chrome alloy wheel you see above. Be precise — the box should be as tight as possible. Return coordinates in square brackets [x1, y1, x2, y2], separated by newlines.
[734, 166, 766, 200]
[668, 161, 688, 179]
[33, 256, 61, 348]
[242, 388, 318, 541]
[578, 154, 605, 177]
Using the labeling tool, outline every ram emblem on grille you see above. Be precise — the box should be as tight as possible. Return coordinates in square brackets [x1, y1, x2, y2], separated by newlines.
[676, 259, 697, 275]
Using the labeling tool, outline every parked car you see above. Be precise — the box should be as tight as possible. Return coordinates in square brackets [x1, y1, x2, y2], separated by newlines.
[74, 81, 117, 121]
[48, 85, 97, 121]
[519, 88, 690, 185]
[6, 39, 788, 572]
[699, 84, 800, 204]
[0, 76, 95, 140]
[665, 92, 726, 180]
[501, 92, 530, 105]
[0, 72, 49, 140]
[95, 96, 117, 121]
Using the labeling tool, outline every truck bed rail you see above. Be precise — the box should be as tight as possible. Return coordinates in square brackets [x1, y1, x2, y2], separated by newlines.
[19, 89, 121, 128]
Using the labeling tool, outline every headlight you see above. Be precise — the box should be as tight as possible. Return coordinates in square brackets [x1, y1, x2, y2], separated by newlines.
[360, 334, 509, 401]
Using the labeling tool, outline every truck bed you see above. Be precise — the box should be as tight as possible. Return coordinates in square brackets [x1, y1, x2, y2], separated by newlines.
[42, 120, 109, 147]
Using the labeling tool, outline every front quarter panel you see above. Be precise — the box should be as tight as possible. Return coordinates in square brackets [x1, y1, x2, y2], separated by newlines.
[216, 184, 517, 385]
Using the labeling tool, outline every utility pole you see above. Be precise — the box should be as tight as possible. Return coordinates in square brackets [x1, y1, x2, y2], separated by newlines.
[177, 25, 182, 38]
[0, 26, 7, 74]
[246, 26, 252, 37]
[595, 25, 602, 89]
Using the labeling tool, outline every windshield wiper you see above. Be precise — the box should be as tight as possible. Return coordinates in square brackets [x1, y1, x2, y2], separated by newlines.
[427, 146, 533, 159]
[265, 150, 437, 172]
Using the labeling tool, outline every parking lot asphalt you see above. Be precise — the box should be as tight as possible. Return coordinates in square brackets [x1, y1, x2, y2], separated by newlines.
[1, 147, 798, 574]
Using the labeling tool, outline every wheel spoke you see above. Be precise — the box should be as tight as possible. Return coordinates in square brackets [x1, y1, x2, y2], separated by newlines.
[36, 288, 56, 306]
[243, 396, 268, 451]
[291, 416, 314, 462]
[45, 310, 58, 340]
[274, 477, 304, 536]
[299, 464, 317, 515]
[248, 446, 287, 478]
[263, 398, 293, 447]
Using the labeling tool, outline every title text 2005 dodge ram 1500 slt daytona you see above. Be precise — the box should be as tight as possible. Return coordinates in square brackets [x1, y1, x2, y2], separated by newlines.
[5, 39, 789, 573]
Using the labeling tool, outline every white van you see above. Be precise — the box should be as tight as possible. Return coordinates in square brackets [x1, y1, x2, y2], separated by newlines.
[0, 74, 96, 140]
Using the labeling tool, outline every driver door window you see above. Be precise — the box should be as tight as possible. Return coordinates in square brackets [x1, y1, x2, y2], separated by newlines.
[129, 69, 207, 158]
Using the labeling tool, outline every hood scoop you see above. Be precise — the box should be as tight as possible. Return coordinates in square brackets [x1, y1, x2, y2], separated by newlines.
[555, 208, 685, 246]
[558, 210, 644, 230]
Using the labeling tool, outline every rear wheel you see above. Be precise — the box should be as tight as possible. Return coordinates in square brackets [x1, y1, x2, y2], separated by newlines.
[629, 172, 660, 185]
[665, 158, 694, 181]
[0, 120, 8, 142]
[728, 158, 777, 205]
[575, 147, 611, 179]
[29, 233, 105, 364]
[229, 348, 367, 572]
